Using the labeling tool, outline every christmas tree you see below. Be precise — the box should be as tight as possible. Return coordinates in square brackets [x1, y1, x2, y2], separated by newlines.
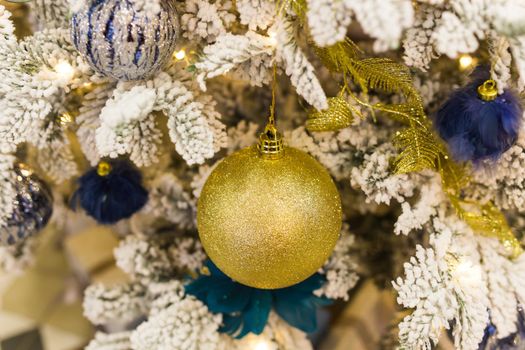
[1, 0, 525, 349]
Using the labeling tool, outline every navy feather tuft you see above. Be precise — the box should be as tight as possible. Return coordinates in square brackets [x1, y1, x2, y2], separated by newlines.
[434, 66, 522, 164]
[72, 159, 148, 224]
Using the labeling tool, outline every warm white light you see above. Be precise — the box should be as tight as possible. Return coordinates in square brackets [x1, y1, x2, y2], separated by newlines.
[57, 112, 73, 126]
[254, 340, 271, 350]
[458, 54, 475, 71]
[268, 31, 278, 46]
[54, 60, 75, 81]
[452, 257, 482, 289]
[174, 49, 186, 60]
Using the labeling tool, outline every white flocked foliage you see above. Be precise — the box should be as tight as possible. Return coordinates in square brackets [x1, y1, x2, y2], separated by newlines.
[306, 0, 351, 47]
[130, 295, 222, 350]
[237, 0, 274, 30]
[5, 1, 525, 349]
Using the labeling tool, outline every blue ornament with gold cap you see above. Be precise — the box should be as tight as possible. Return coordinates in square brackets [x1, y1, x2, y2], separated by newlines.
[71, 0, 179, 81]
[72, 159, 148, 224]
[434, 66, 522, 164]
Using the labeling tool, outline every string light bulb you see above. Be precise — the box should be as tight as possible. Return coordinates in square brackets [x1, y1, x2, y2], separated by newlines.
[268, 31, 278, 46]
[451, 257, 482, 289]
[253, 339, 272, 350]
[174, 49, 186, 60]
[54, 61, 75, 81]
[458, 54, 477, 71]
[56, 112, 74, 126]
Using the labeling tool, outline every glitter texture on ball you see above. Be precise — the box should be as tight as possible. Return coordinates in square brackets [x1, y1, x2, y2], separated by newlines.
[0, 164, 53, 246]
[71, 0, 179, 81]
[197, 145, 342, 290]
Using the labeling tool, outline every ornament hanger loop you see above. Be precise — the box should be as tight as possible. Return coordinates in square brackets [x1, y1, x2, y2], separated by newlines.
[478, 79, 498, 102]
[258, 63, 284, 158]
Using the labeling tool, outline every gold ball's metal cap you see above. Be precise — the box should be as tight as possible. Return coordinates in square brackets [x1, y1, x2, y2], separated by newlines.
[478, 79, 498, 102]
[258, 123, 284, 159]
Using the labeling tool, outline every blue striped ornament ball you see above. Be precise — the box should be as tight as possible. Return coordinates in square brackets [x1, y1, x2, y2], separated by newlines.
[71, 0, 179, 81]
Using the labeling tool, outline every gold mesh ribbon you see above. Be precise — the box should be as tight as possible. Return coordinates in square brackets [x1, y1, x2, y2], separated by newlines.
[307, 97, 354, 132]
[313, 39, 523, 258]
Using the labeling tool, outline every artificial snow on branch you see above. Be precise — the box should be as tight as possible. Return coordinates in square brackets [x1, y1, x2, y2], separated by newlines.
[144, 173, 196, 229]
[346, 0, 414, 52]
[306, 0, 351, 47]
[96, 84, 162, 167]
[76, 83, 114, 166]
[237, 0, 275, 31]
[181, 0, 236, 43]
[196, 31, 276, 89]
[29, 0, 71, 30]
[273, 16, 328, 110]
[83, 283, 147, 325]
[130, 295, 222, 350]
[85, 331, 132, 350]
[315, 224, 359, 301]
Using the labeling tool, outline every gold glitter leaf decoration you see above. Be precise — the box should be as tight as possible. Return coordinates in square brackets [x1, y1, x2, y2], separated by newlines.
[314, 39, 522, 257]
[307, 97, 354, 132]
[440, 157, 522, 257]
[439, 156, 469, 194]
[450, 197, 522, 258]
[393, 127, 441, 173]
[277, 0, 307, 19]
[314, 40, 361, 73]
[350, 58, 415, 97]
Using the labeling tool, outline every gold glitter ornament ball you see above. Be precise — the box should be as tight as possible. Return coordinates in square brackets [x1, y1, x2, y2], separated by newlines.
[197, 141, 342, 289]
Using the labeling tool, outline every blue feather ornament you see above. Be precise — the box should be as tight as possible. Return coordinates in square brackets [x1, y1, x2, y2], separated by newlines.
[72, 160, 148, 224]
[185, 261, 331, 338]
[434, 67, 522, 164]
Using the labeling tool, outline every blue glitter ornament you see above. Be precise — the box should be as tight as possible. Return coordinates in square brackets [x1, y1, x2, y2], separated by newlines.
[185, 261, 331, 338]
[0, 164, 53, 246]
[434, 67, 522, 164]
[71, 0, 179, 81]
[72, 159, 148, 224]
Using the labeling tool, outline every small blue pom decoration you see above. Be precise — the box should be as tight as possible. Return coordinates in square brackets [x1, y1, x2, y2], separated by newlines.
[185, 261, 331, 338]
[72, 160, 148, 224]
[0, 164, 53, 246]
[434, 67, 522, 164]
[71, 0, 179, 81]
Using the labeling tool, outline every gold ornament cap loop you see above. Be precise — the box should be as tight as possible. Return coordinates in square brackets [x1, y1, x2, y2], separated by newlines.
[97, 161, 112, 177]
[478, 79, 498, 102]
[258, 123, 284, 159]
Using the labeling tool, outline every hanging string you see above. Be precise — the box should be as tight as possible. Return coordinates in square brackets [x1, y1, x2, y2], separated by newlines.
[269, 63, 278, 127]
[259, 63, 284, 157]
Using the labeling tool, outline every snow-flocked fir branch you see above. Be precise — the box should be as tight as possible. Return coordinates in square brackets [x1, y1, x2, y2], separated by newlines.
[83, 283, 147, 325]
[315, 224, 359, 301]
[114, 233, 206, 284]
[195, 31, 276, 90]
[130, 295, 222, 350]
[237, 0, 274, 31]
[28, 0, 71, 30]
[394, 215, 525, 349]
[181, 0, 236, 43]
[143, 173, 196, 229]
[6, 1, 525, 349]
[85, 331, 133, 350]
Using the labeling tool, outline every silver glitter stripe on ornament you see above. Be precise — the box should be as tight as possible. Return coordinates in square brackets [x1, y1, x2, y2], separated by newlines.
[0, 164, 53, 246]
[71, 0, 179, 81]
